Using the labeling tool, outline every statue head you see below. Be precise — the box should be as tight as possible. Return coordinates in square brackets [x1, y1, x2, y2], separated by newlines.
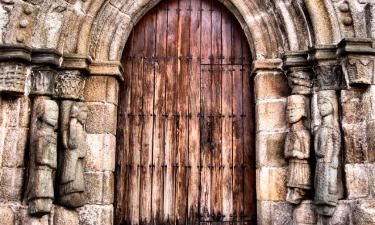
[287, 95, 307, 124]
[70, 102, 88, 124]
[36, 99, 59, 128]
[317, 91, 335, 117]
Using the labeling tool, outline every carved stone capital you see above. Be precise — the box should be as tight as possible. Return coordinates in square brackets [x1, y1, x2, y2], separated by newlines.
[0, 44, 31, 95]
[309, 46, 345, 91]
[54, 70, 86, 100]
[338, 38, 375, 86]
[283, 51, 313, 95]
[54, 54, 91, 100]
[29, 49, 62, 96]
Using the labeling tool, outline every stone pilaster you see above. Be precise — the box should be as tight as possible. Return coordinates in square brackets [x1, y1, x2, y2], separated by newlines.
[337, 39, 375, 206]
[0, 44, 31, 203]
[251, 59, 292, 225]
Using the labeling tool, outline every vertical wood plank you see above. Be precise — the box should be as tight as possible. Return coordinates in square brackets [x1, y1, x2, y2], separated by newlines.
[200, 0, 211, 65]
[232, 65, 244, 224]
[175, 0, 190, 224]
[242, 65, 255, 222]
[128, 19, 145, 225]
[188, 0, 201, 224]
[139, 11, 156, 225]
[200, 65, 212, 221]
[164, 0, 178, 223]
[221, 7, 232, 65]
[211, 2, 222, 65]
[231, 21, 243, 65]
[221, 65, 233, 222]
[152, 2, 168, 224]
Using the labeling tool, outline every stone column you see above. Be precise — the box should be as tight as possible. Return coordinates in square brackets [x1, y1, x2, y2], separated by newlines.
[0, 44, 31, 204]
[338, 38, 375, 223]
[309, 45, 345, 224]
[283, 51, 316, 225]
[76, 62, 121, 225]
[252, 59, 293, 225]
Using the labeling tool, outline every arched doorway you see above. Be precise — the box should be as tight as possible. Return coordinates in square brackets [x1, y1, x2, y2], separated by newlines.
[116, 0, 255, 224]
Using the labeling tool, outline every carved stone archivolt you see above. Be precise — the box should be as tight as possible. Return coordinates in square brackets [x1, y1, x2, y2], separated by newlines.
[285, 95, 312, 205]
[58, 100, 88, 208]
[314, 90, 344, 216]
[26, 97, 59, 216]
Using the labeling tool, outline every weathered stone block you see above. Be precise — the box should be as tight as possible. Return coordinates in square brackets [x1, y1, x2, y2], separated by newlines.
[53, 206, 79, 225]
[344, 56, 374, 86]
[256, 100, 287, 132]
[103, 134, 116, 171]
[19, 207, 49, 225]
[256, 132, 287, 167]
[254, 72, 289, 100]
[84, 172, 103, 203]
[2, 127, 27, 167]
[257, 201, 293, 225]
[343, 125, 368, 164]
[293, 200, 316, 225]
[353, 200, 375, 225]
[84, 171, 114, 204]
[102, 171, 114, 204]
[341, 88, 366, 124]
[367, 163, 375, 196]
[0, 167, 24, 200]
[256, 167, 287, 201]
[78, 204, 113, 225]
[0, 204, 15, 225]
[85, 134, 116, 172]
[0, 96, 30, 128]
[106, 77, 119, 105]
[345, 164, 370, 199]
[84, 76, 107, 103]
[327, 200, 352, 225]
[85, 103, 117, 135]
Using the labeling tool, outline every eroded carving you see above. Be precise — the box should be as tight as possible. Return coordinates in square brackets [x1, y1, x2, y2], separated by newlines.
[55, 70, 85, 100]
[30, 66, 57, 96]
[58, 101, 88, 208]
[0, 62, 28, 95]
[345, 56, 374, 85]
[27, 98, 59, 216]
[287, 70, 313, 95]
[314, 65, 344, 91]
[314, 91, 344, 216]
[285, 95, 312, 205]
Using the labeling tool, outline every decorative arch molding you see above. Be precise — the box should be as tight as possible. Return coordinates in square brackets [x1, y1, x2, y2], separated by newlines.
[0, 0, 332, 62]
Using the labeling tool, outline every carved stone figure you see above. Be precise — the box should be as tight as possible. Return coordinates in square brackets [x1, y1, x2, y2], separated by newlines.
[285, 95, 312, 205]
[27, 98, 59, 216]
[58, 101, 88, 208]
[314, 91, 343, 216]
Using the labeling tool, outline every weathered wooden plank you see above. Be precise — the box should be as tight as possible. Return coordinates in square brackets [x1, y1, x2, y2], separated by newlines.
[128, 19, 145, 225]
[175, 0, 190, 223]
[211, 65, 222, 221]
[242, 65, 255, 221]
[152, 2, 168, 223]
[200, 65, 212, 221]
[231, 21, 243, 65]
[201, 0, 211, 65]
[164, 0, 179, 223]
[232, 65, 244, 224]
[211, 4, 222, 65]
[221, 7, 232, 65]
[187, 0, 201, 224]
[221, 65, 233, 222]
[139, 11, 156, 225]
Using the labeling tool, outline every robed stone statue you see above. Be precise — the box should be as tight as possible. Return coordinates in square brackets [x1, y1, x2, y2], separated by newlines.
[285, 95, 312, 205]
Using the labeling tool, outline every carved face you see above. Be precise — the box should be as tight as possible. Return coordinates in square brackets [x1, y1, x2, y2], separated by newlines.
[318, 98, 333, 117]
[42, 102, 59, 127]
[286, 95, 306, 124]
[287, 103, 305, 124]
[77, 106, 88, 124]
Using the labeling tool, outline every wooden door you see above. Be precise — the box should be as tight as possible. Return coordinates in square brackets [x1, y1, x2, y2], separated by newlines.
[116, 0, 255, 224]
